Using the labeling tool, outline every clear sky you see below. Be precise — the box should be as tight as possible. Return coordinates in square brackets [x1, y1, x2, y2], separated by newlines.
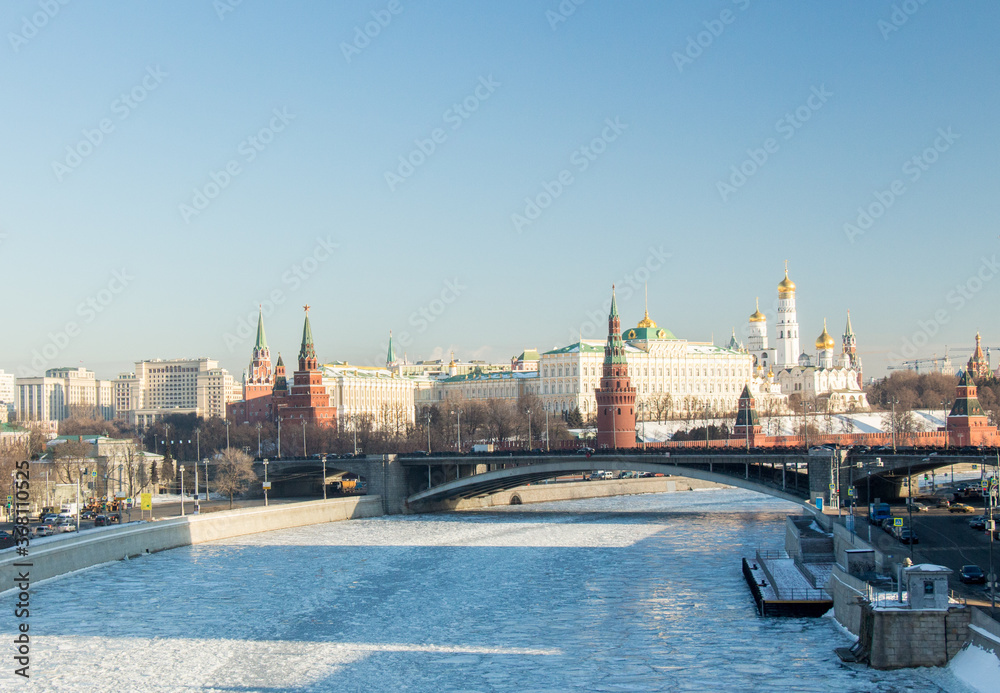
[2, 1, 998, 381]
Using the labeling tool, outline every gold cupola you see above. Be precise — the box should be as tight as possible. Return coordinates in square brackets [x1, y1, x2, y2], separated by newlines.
[815, 319, 835, 351]
[749, 297, 766, 323]
[778, 264, 796, 298]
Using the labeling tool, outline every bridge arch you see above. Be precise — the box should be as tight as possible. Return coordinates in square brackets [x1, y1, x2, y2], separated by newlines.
[406, 458, 809, 507]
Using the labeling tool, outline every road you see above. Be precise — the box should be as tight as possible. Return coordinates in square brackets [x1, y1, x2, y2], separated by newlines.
[839, 485, 1000, 616]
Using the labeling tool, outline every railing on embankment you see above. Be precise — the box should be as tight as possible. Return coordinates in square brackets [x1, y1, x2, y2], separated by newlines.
[0, 496, 383, 590]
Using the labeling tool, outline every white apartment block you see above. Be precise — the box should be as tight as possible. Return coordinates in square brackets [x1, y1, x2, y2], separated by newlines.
[114, 358, 239, 425]
[0, 369, 15, 404]
[16, 367, 114, 421]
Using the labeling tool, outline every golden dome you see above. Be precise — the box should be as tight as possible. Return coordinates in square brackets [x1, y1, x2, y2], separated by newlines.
[637, 310, 657, 329]
[749, 297, 766, 323]
[815, 319, 835, 351]
[778, 268, 796, 296]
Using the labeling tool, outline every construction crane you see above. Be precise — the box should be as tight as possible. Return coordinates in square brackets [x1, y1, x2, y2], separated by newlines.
[887, 351, 953, 374]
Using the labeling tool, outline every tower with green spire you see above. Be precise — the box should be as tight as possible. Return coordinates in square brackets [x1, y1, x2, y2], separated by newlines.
[595, 285, 636, 449]
[298, 304, 318, 371]
[386, 330, 398, 370]
[245, 306, 273, 398]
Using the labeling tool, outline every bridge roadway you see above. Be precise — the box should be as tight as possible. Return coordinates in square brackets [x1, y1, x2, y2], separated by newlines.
[252, 450, 997, 513]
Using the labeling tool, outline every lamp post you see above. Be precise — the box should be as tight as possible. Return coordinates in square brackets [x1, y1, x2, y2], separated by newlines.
[545, 409, 550, 451]
[452, 409, 462, 452]
[179, 465, 185, 517]
[256, 422, 262, 458]
[203, 458, 209, 502]
[425, 411, 432, 454]
[225, 420, 231, 450]
[263, 459, 269, 507]
[195, 428, 201, 463]
[889, 397, 898, 453]
[321, 455, 327, 500]
[301, 420, 307, 458]
[942, 400, 950, 451]
[526, 408, 532, 449]
[76, 466, 83, 533]
[193, 456, 199, 514]
[353, 417, 358, 456]
[803, 401, 814, 449]
[277, 417, 282, 459]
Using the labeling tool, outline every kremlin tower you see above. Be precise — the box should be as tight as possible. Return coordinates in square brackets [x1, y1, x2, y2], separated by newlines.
[226, 308, 275, 424]
[946, 368, 997, 446]
[595, 286, 636, 449]
[275, 306, 337, 427]
[967, 333, 992, 379]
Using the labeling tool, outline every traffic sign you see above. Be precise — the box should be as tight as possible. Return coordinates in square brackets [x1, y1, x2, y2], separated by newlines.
[894, 518, 903, 527]
[92, 471, 97, 478]
[140, 493, 152, 511]
[848, 488, 855, 496]
[262, 482, 272, 490]
[829, 483, 836, 491]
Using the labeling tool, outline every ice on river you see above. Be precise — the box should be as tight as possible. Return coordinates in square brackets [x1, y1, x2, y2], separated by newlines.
[0, 488, 978, 692]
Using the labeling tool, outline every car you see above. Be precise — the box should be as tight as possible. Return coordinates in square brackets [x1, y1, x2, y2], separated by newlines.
[109, 513, 122, 524]
[94, 515, 109, 527]
[898, 528, 919, 544]
[969, 517, 987, 531]
[882, 518, 900, 532]
[910, 502, 929, 512]
[576, 447, 595, 455]
[55, 519, 76, 533]
[950, 503, 976, 513]
[0, 531, 15, 549]
[81, 510, 96, 520]
[960, 565, 986, 584]
[32, 525, 55, 538]
[934, 498, 951, 508]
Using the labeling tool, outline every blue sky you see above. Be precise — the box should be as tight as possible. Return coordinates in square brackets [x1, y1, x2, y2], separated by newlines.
[2, 1, 998, 381]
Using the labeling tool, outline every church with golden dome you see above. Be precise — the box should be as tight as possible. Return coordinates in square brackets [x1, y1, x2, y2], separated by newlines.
[746, 266, 868, 412]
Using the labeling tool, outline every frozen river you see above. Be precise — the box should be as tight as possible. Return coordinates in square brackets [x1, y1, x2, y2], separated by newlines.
[1, 489, 975, 692]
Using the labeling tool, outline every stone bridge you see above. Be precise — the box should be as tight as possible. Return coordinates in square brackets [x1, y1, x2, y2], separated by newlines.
[251, 449, 993, 513]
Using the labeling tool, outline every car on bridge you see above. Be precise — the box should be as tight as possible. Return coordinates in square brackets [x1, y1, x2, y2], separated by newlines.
[949, 503, 976, 513]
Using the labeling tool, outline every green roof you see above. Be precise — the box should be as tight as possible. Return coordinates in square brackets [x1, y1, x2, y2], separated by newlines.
[622, 325, 677, 341]
[516, 349, 540, 361]
[543, 341, 604, 355]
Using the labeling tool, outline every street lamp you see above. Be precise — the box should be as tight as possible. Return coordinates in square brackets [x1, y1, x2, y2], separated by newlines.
[277, 416, 282, 459]
[889, 397, 898, 453]
[225, 419, 231, 450]
[179, 465, 185, 517]
[321, 455, 327, 500]
[301, 419, 307, 458]
[203, 458, 209, 503]
[526, 408, 532, 449]
[193, 456, 199, 514]
[262, 459, 269, 507]
[545, 409, 550, 452]
[451, 409, 462, 452]
[425, 411, 432, 454]
[256, 422, 262, 458]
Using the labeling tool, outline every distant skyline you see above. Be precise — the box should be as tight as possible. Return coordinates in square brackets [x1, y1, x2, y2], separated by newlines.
[2, 1, 998, 381]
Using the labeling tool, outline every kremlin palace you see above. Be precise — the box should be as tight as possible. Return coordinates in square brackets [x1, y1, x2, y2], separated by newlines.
[9, 267, 878, 429]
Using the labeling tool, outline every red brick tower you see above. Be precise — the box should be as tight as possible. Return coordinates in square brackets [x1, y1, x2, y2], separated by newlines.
[596, 286, 636, 449]
[732, 384, 765, 447]
[275, 306, 337, 428]
[946, 369, 997, 446]
[226, 308, 276, 424]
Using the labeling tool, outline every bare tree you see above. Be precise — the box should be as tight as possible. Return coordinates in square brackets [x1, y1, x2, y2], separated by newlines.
[213, 448, 257, 509]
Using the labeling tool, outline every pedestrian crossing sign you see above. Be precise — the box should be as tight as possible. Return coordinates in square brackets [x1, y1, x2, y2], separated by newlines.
[894, 518, 903, 527]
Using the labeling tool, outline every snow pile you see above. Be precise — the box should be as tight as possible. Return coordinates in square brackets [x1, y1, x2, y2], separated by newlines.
[947, 645, 1000, 692]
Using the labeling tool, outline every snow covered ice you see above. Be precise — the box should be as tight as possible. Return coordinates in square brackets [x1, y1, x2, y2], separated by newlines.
[0, 489, 979, 691]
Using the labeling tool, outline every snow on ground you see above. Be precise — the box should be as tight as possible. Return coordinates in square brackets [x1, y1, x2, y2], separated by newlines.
[632, 409, 949, 442]
[947, 645, 1000, 692]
